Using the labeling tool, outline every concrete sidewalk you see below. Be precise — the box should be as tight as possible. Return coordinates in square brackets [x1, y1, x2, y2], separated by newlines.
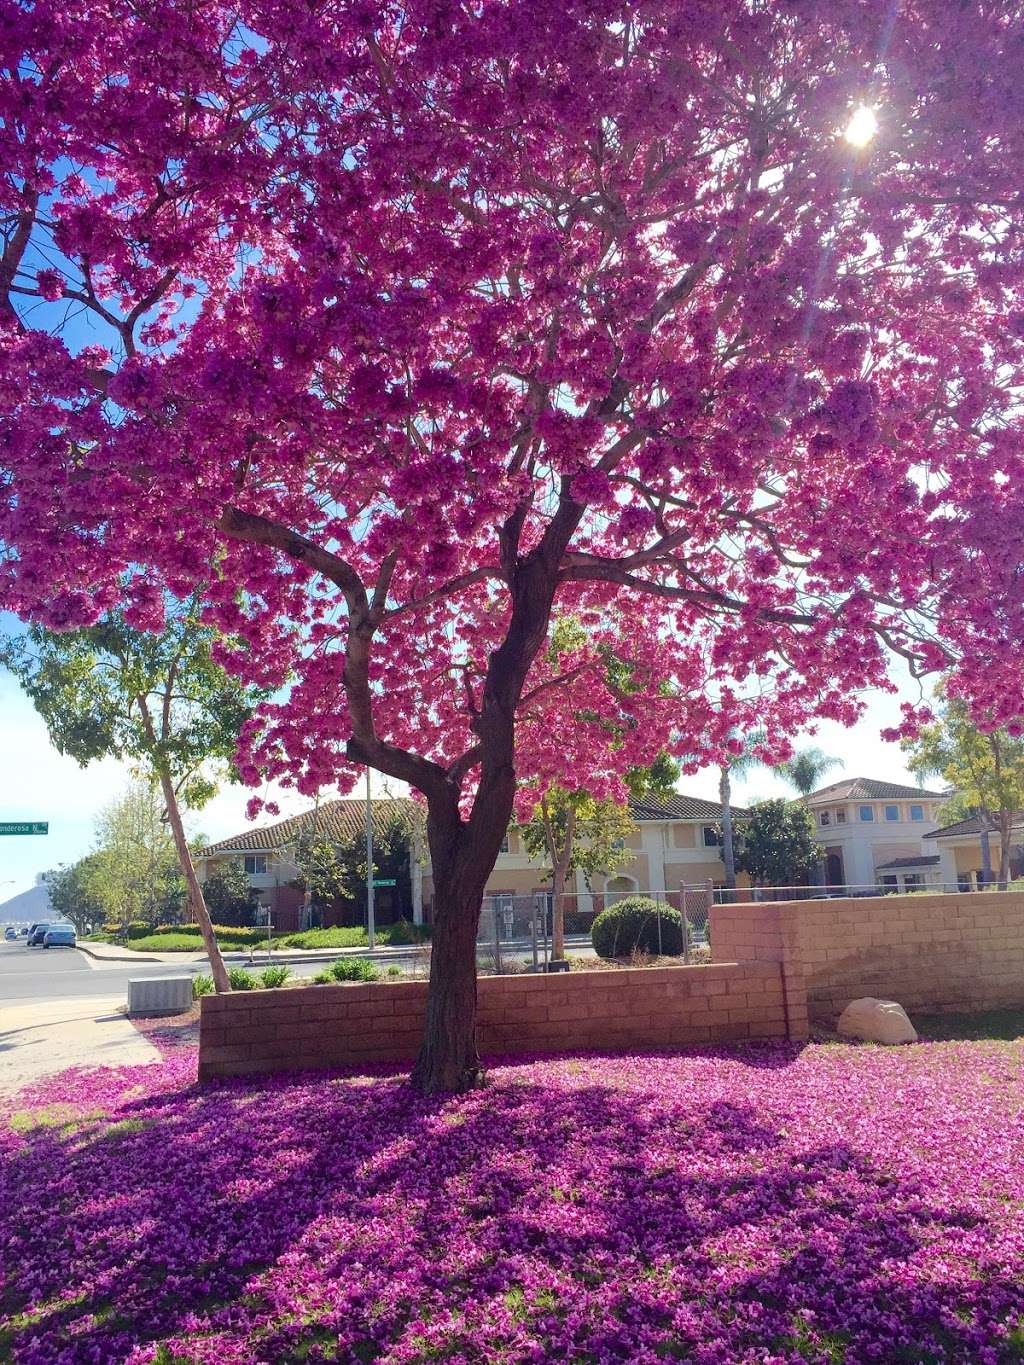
[0, 995, 162, 1095]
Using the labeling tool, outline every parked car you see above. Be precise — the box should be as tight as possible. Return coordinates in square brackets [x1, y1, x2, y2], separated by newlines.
[43, 923, 77, 949]
[26, 922, 52, 946]
[4, 926, 16, 941]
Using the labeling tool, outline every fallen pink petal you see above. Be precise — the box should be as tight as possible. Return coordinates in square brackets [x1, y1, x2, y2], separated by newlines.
[3, 1029, 1024, 1363]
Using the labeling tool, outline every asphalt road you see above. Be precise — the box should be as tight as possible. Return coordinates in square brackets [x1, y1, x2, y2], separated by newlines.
[0, 940, 335, 1002]
[0, 938, 588, 1003]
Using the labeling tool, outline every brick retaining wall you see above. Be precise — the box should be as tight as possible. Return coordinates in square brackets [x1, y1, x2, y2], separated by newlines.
[711, 891, 1024, 1021]
[198, 959, 791, 1080]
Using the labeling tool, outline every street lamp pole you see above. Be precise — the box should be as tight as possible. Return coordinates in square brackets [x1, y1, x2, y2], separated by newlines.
[365, 765, 375, 951]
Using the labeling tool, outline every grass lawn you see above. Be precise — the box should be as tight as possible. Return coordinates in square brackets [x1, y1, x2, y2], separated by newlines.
[122, 923, 431, 953]
[3, 1025, 1024, 1362]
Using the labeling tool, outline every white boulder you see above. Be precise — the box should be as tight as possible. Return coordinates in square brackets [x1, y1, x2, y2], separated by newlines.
[837, 997, 917, 1045]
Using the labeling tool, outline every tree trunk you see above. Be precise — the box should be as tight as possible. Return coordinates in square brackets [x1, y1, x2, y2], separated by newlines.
[157, 768, 231, 994]
[979, 817, 993, 887]
[411, 788, 513, 1094]
[551, 857, 570, 960]
[548, 803, 574, 962]
[998, 809, 1012, 888]
[719, 767, 736, 891]
[411, 856, 488, 1095]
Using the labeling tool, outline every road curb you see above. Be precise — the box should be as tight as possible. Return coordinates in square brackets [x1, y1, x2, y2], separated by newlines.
[75, 944, 163, 964]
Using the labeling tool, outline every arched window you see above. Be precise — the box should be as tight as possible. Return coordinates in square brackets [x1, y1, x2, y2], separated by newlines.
[604, 874, 638, 907]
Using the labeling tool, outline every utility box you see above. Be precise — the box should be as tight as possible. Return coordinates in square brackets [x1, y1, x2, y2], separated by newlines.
[128, 976, 193, 1016]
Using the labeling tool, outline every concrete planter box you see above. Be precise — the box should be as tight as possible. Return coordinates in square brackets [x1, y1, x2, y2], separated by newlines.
[128, 976, 193, 1016]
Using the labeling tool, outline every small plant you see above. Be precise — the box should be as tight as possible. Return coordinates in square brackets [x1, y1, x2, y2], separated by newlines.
[380, 919, 431, 946]
[385, 965, 402, 978]
[259, 964, 291, 989]
[315, 957, 381, 984]
[192, 974, 214, 999]
[227, 967, 256, 990]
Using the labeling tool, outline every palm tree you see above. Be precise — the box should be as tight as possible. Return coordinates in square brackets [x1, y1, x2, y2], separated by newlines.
[719, 732, 766, 890]
[775, 747, 841, 798]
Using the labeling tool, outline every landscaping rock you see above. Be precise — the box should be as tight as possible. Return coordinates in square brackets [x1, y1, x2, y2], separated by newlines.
[837, 997, 918, 1044]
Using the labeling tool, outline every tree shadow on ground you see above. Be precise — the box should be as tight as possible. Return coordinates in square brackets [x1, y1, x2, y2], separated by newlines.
[1, 1049, 1022, 1363]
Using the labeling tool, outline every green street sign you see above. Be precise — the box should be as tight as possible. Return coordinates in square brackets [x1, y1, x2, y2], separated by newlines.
[0, 822, 48, 836]
[372, 878, 397, 887]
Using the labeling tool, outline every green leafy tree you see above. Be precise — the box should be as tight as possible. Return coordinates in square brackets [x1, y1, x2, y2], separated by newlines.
[202, 860, 258, 926]
[520, 789, 637, 959]
[717, 730, 768, 892]
[522, 752, 680, 960]
[738, 799, 822, 889]
[903, 694, 1024, 886]
[293, 813, 414, 924]
[90, 779, 183, 927]
[1, 595, 262, 990]
[42, 853, 109, 934]
[775, 747, 842, 797]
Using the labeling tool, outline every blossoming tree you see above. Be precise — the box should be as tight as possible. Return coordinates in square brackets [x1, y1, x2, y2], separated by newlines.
[3, 0, 1023, 1089]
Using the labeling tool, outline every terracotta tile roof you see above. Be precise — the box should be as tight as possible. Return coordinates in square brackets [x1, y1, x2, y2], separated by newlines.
[628, 794, 748, 821]
[200, 791, 739, 857]
[200, 798, 420, 856]
[875, 855, 941, 870]
[925, 812, 1024, 840]
[807, 777, 947, 802]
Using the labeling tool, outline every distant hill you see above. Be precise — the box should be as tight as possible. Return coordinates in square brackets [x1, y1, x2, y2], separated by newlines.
[0, 883, 52, 924]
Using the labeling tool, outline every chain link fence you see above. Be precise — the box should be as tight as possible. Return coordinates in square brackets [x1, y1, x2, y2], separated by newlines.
[476, 886, 715, 974]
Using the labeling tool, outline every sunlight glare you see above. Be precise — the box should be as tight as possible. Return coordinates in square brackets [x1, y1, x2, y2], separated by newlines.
[845, 105, 878, 148]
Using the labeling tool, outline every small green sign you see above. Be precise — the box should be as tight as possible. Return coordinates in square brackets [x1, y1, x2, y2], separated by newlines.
[372, 878, 397, 887]
[0, 821, 48, 836]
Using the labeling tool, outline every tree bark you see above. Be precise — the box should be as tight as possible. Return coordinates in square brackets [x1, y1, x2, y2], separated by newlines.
[544, 799, 574, 962]
[998, 809, 1012, 888]
[979, 816, 993, 887]
[158, 765, 232, 994]
[719, 767, 736, 892]
[411, 795, 508, 1093]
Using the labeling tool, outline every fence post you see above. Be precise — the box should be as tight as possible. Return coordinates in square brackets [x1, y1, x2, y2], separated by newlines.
[492, 897, 501, 975]
[680, 885, 691, 964]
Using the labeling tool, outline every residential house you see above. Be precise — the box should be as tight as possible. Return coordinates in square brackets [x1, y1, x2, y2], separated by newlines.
[196, 792, 747, 931]
[925, 812, 1024, 888]
[196, 799, 425, 933]
[804, 778, 949, 892]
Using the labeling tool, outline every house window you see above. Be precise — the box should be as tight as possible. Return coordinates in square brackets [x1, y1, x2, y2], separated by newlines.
[903, 873, 924, 890]
[859, 805, 875, 822]
[909, 804, 924, 821]
[498, 833, 510, 854]
[819, 811, 831, 827]
[244, 854, 267, 876]
[879, 875, 898, 891]
[884, 804, 900, 822]
[703, 825, 722, 847]
[836, 809, 847, 824]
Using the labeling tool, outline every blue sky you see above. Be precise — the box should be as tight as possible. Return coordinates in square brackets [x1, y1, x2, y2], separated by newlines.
[0, 633, 928, 899]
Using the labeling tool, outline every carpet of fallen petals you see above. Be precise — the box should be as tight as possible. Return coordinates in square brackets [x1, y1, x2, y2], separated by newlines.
[2, 1026, 1023, 1364]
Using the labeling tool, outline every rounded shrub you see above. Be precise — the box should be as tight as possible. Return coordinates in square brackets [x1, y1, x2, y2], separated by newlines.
[591, 896, 684, 959]
[125, 921, 152, 940]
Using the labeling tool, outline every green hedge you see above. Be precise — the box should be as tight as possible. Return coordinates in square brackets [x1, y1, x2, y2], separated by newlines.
[591, 896, 684, 959]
